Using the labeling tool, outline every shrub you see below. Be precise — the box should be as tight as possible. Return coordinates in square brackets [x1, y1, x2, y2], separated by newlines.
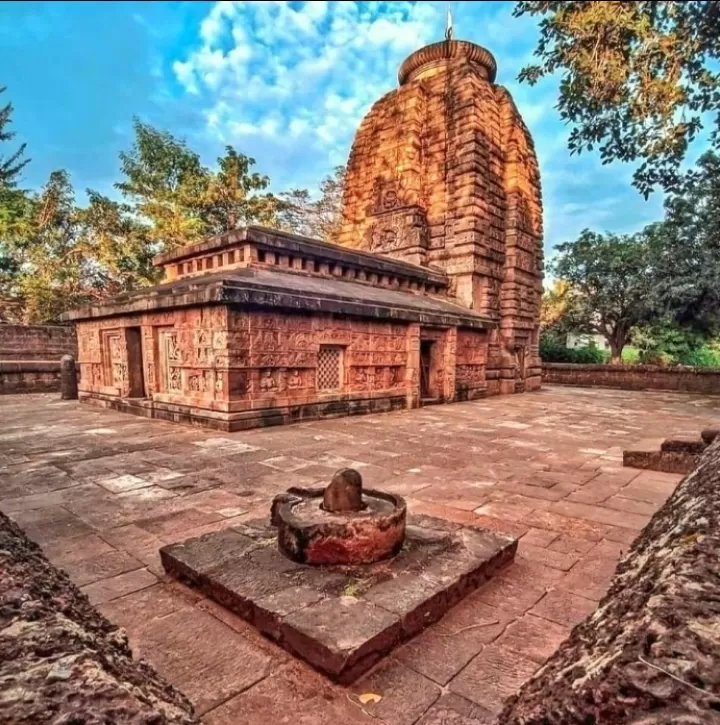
[540, 333, 609, 364]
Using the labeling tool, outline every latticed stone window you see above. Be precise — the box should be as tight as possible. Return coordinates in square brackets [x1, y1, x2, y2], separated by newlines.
[317, 345, 344, 392]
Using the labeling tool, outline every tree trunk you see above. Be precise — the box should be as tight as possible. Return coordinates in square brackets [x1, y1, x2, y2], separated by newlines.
[0, 511, 200, 725]
[608, 337, 624, 365]
[497, 441, 720, 724]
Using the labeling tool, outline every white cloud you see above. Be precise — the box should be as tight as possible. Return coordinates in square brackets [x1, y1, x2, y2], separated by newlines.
[172, 0, 444, 188]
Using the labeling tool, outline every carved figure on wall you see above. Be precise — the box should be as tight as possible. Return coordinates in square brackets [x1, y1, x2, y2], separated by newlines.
[382, 187, 399, 211]
[92, 365, 103, 388]
[389, 367, 403, 388]
[260, 369, 277, 393]
[374, 368, 386, 389]
[287, 369, 302, 389]
[168, 367, 182, 392]
[166, 333, 180, 362]
[352, 367, 368, 387]
[204, 370, 214, 392]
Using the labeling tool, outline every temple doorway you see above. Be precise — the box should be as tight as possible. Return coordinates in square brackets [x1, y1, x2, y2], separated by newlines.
[125, 327, 146, 398]
[420, 340, 433, 399]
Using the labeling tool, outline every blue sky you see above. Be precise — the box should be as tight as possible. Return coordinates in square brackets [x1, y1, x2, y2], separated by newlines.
[1, 0, 671, 258]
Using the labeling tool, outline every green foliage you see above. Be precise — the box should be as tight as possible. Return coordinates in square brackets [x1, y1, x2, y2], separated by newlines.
[514, 1, 720, 196]
[116, 121, 281, 252]
[644, 151, 720, 331]
[116, 120, 210, 251]
[277, 166, 346, 242]
[539, 332, 609, 364]
[203, 146, 279, 234]
[550, 230, 656, 361]
[0, 86, 29, 188]
[0, 94, 347, 322]
[632, 321, 720, 367]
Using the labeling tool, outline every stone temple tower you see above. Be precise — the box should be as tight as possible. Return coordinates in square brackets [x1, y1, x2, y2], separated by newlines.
[338, 38, 544, 392]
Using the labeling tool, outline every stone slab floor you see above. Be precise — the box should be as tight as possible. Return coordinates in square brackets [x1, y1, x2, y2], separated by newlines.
[2, 385, 718, 725]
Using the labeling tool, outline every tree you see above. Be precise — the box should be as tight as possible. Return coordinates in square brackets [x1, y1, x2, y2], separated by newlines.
[551, 230, 656, 363]
[203, 146, 279, 234]
[75, 191, 157, 295]
[277, 166, 346, 242]
[515, 1, 720, 196]
[646, 150, 720, 330]
[13, 170, 91, 323]
[0, 86, 29, 188]
[313, 165, 346, 243]
[116, 120, 210, 252]
[540, 279, 572, 331]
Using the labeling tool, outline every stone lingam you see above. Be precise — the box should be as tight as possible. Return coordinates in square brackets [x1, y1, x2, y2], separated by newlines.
[271, 468, 407, 565]
[160, 468, 518, 684]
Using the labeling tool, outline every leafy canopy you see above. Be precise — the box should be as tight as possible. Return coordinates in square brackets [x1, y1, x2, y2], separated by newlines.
[515, 1, 720, 196]
[646, 150, 720, 329]
[0, 86, 29, 188]
[550, 230, 656, 361]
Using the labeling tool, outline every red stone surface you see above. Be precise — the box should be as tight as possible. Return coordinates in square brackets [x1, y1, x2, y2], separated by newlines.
[0, 385, 700, 722]
[160, 514, 516, 683]
[0, 325, 77, 394]
[339, 41, 544, 396]
[68, 40, 545, 432]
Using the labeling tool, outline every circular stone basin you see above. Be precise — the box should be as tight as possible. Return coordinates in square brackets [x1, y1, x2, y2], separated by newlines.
[271, 482, 407, 566]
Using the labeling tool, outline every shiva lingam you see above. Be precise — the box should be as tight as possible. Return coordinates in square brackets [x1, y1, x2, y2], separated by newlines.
[270, 468, 407, 565]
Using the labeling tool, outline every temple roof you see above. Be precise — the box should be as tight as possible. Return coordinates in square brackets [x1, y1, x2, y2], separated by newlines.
[398, 39, 498, 85]
[62, 265, 494, 330]
[153, 226, 449, 287]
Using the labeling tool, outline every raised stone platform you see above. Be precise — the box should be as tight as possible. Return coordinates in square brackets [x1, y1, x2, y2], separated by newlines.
[623, 430, 718, 475]
[160, 514, 516, 684]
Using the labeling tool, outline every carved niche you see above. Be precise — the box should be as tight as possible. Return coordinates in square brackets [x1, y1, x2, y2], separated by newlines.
[260, 369, 278, 393]
[287, 369, 302, 390]
[101, 331, 126, 389]
[366, 180, 429, 256]
[159, 329, 182, 393]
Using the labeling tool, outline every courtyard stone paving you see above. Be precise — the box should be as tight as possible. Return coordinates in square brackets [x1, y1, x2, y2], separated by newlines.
[2, 386, 718, 724]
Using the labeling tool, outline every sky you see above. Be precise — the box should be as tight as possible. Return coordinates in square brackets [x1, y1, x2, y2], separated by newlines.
[1, 0, 671, 259]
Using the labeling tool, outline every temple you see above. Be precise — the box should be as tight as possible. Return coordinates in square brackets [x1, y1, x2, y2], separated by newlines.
[64, 37, 544, 432]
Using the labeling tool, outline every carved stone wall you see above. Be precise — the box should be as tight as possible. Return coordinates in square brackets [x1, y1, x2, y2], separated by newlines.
[338, 39, 543, 394]
[76, 307, 230, 410]
[225, 311, 412, 414]
[75, 305, 492, 430]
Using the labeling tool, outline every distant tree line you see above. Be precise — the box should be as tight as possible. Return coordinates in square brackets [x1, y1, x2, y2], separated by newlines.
[0, 88, 345, 324]
[542, 151, 720, 366]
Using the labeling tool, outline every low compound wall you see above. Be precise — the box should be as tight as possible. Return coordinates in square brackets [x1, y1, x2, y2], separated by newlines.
[542, 362, 720, 395]
[0, 324, 77, 394]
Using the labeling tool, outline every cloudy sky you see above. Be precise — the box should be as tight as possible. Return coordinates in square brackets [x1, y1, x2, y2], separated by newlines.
[2, 0, 670, 257]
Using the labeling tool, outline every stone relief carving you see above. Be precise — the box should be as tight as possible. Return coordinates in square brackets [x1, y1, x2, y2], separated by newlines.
[168, 368, 182, 393]
[352, 367, 369, 387]
[373, 368, 386, 389]
[159, 329, 182, 393]
[287, 369, 302, 389]
[260, 369, 278, 393]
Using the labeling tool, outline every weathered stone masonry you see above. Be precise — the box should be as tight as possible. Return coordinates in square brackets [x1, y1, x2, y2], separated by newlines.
[63, 38, 543, 431]
[0, 323, 77, 394]
[338, 40, 544, 394]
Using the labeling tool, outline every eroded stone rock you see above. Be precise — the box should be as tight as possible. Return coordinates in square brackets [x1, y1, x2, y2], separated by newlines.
[0, 511, 199, 725]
